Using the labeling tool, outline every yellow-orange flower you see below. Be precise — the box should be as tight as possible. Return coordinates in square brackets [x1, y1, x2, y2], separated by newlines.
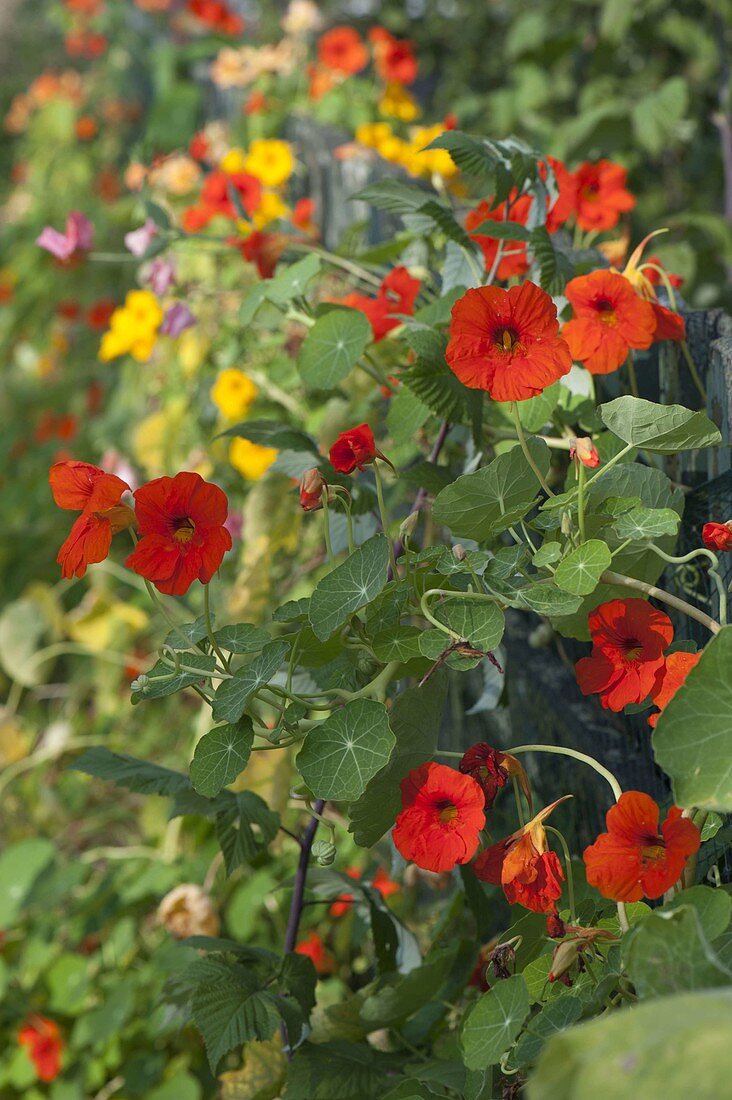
[229, 437, 278, 480]
[99, 290, 163, 363]
[211, 369, 258, 420]
[244, 139, 294, 188]
[379, 82, 420, 122]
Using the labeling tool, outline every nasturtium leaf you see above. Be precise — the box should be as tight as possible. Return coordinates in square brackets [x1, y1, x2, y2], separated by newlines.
[432, 439, 550, 541]
[507, 995, 583, 1069]
[532, 543, 562, 568]
[653, 627, 732, 811]
[349, 676, 447, 847]
[359, 955, 454, 1028]
[528, 989, 732, 1100]
[701, 813, 724, 841]
[661, 886, 732, 942]
[432, 598, 505, 650]
[554, 540, 612, 596]
[371, 626, 424, 663]
[308, 535, 390, 641]
[611, 505, 681, 540]
[190, 719, 254, 798]
[500, 382, 561, 433]
[622, 906, 732, 999]
[132, 652, 217, 703]
[0, 839, 55, 929]
[461, 974, 530, 1070]
[213, 624, 271, 654]
[296, 699, 395, 801]
[599, 396, 721, 454]
[419, 630, 484, 669]
[163, 616, 209, 650]
[298, 307, 371, 389]
[514, 585, 583, 616]
[212, 640, 290, 723]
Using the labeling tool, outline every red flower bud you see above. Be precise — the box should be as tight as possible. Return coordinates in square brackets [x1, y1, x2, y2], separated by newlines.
[329, 423, 377, 474]
[702, 520, 732, 552]
[299, 468, 327, 512]
[569, 436, 600, 468]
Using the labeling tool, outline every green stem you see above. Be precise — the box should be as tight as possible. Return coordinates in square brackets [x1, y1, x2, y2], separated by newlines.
[645, 544, 727, 626]
[421, 588, 501, 641]
[600, 569, 721, 635]
[545, 825, 576, 924]
[321, 490, 335, 564]
[576, 460, 587, 542]
[585, 443, 635, 486]
[203, 584, 229, 670]
[374, 462, 398, 575]
[511, 403, 555, 497]
[512, 775, 526, 827]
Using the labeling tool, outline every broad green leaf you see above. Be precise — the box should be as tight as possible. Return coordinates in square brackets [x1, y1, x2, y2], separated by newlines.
[514, 585, 583, 617]
[386, 388, 431, 444]
[600, 396, 721, 454]
[554, 540, 612, 596]
[193, 966, 281, 1072]
[298, 307, 371, 389]
[284, 1039, 394, 1099]
[296, 699, 395, 801]
[653, 627, 732, 811]
[432, 439, 550, 541]
[622, 906, 732, 998]
[211, 640, 290, 723]
[132, 652, 217, 702]
[190, 720, 254, 798]
[308, 535, 390, 642]
[240, 253, 321, 323]
[611, 505, 681, 540]
[528, 989, 732, 1099]
[419, 630, 484, 669]
[218, 1036, 287, 1100]
[349, 676, 446, 847]
[661, 886, 732, 941]
[507, 996, 583, 1069]
[0, 839, 55, 928]
[529, 225, 573, 296]
[432, 598, 505, 650]
[632, 77, 688, 157]
[371, 626, 424, 663]
[461, 974, 530, 1070]
[216, 792, 280, 873]
[359, 955, 454, 1029]
[513, 383, 562, 433]
[532, 543, 562, 568]
[69, 747, 190, 797]
[213, 624, 271, 654]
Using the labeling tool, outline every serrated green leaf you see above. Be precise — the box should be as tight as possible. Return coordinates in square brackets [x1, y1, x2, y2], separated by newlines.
[386, 388, 431, 444]
[354, 179, 432, 214]
[220, 419, 320, 456]
[212, 640, 290, 723]
[216, 791, 280, 873]
[461, 975, 530, 1070]
[190, 720, 254, 798]
[600, 396, 721, 454]
[296, 699, 395, 801]
[653, 627, 732, 811]
[308, 535, 390, 641]
[554, 540, 612, 596]
[69, 747, 190, 796]
[193, 965, 281, 1072]
[298, 307, 372, 389]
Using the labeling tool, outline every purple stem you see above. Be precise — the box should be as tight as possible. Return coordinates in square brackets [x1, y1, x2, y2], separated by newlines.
[391, 420, 451, 567]
[283, 798, 325, 955]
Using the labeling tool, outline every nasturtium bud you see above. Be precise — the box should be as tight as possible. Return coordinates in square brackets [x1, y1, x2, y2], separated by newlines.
[312, 840, 337, 866]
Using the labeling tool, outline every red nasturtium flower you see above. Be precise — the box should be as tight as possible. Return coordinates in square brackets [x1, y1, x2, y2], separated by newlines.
[369, 27, 418, 85]
[299, 468, 327, 511]
[392, 762, 486, 873]
[563, 270, 657, 375]
[620, 233, 686, 342]
[573, 160, 635, 232]
[186, 0, 243, 35]
[125, 472, 232, 595]
[575, 598, 674, 712]
[235, 230, 288, 279]
[50, 460, 134, 579]
[336, 266, 421, 342]
[329, 424, 377, 474]
[648, 650, 702, 728]
[465, 194, 532, 281]
[543, 156, 577, 233]
[86, 297, 116, 330]
[183, 170, 262, 232]
[458, 742, 533, 812]
[330, 865, 400, 917]
[295, 930, 336, 975]
[702, 520, 732, 552]
[584, 791, 700, 902]
[473, 799, 567, 913]
[446, 281, 572, 401]
[18, 1016, 63, 1082]
[318, 26, 369, 75]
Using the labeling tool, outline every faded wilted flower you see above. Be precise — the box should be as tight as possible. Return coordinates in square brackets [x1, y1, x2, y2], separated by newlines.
[158, 883, 220, 939]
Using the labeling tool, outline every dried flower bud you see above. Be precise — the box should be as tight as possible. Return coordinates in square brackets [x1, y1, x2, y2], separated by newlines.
[569, 436, 600, 469]
[399, 511, 419, 541]
[548, 938, 581, 983]
[299, 468, 327, 512]
[158, 884, 220, 939]
[312, 840, 337, 866]
[452, 543, 467, 562]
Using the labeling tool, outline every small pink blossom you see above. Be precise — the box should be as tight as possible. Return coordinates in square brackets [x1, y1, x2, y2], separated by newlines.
[161, 302, 196, 337]
[124, 218, 158, 257]
[145, 258, 176, 296]
[37, 211, 94, 260]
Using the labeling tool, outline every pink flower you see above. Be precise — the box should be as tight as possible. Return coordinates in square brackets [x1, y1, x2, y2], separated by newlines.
[161, 302, 196, 337]
[37, 211, 94, 261]
[145, 258, 176, 296]
[124, 218, 158, 257]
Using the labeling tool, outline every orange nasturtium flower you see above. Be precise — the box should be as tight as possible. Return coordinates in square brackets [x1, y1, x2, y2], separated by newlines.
[473, 798, 569, 914]
[18, 1016, 63, 1082]
[702, 520, 732, 552]
[465, 193, 532, 281]
[125, 472, 232, 596]
[446, 281, 572, 401]
[573, 159, 635, 232]
[392, 762, 486, 873]
[619, 232, 686, 342]
[563, 269, 657, 375]
[49, 460, 134, 579]
[648, 650, 702, 728]
[575, 598, 674, 712]
[333, 265, 421, 342]
[317, 26, 369, 75]
[584, 791, 700, 902]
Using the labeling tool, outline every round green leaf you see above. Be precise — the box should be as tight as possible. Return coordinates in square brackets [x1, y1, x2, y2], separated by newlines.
[298, 307, 372, 389]
[461, 974, 530, 1070]
[554, 540, 612, 596]
[296, 699, 396, 801]
[433, 598, 505, 650]
[190, 720, 254, 798]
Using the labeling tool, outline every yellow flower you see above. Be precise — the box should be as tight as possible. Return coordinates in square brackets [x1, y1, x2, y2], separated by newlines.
[355, 121, 393, 149]
[244, 139, 295, 188]
[229, 437, 278, 480]
[99, 290, 163, 363]
[253, 190, 290, 229]
[379, 82, 420, 122]
[408, 125, 458, 179]
[211, 369, 259, 420]
[220, 147, 248, 174]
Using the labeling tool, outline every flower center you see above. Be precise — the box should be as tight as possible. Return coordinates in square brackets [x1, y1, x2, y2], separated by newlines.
[595, 298, 617, 325]
[173, 517, 196, 544]
[640, 840, 665, 865]
[581, 184, 599, 201]
[436, 800, 458, 824]
[620, 636, 642, 662]
[495, 326, 521, 353]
